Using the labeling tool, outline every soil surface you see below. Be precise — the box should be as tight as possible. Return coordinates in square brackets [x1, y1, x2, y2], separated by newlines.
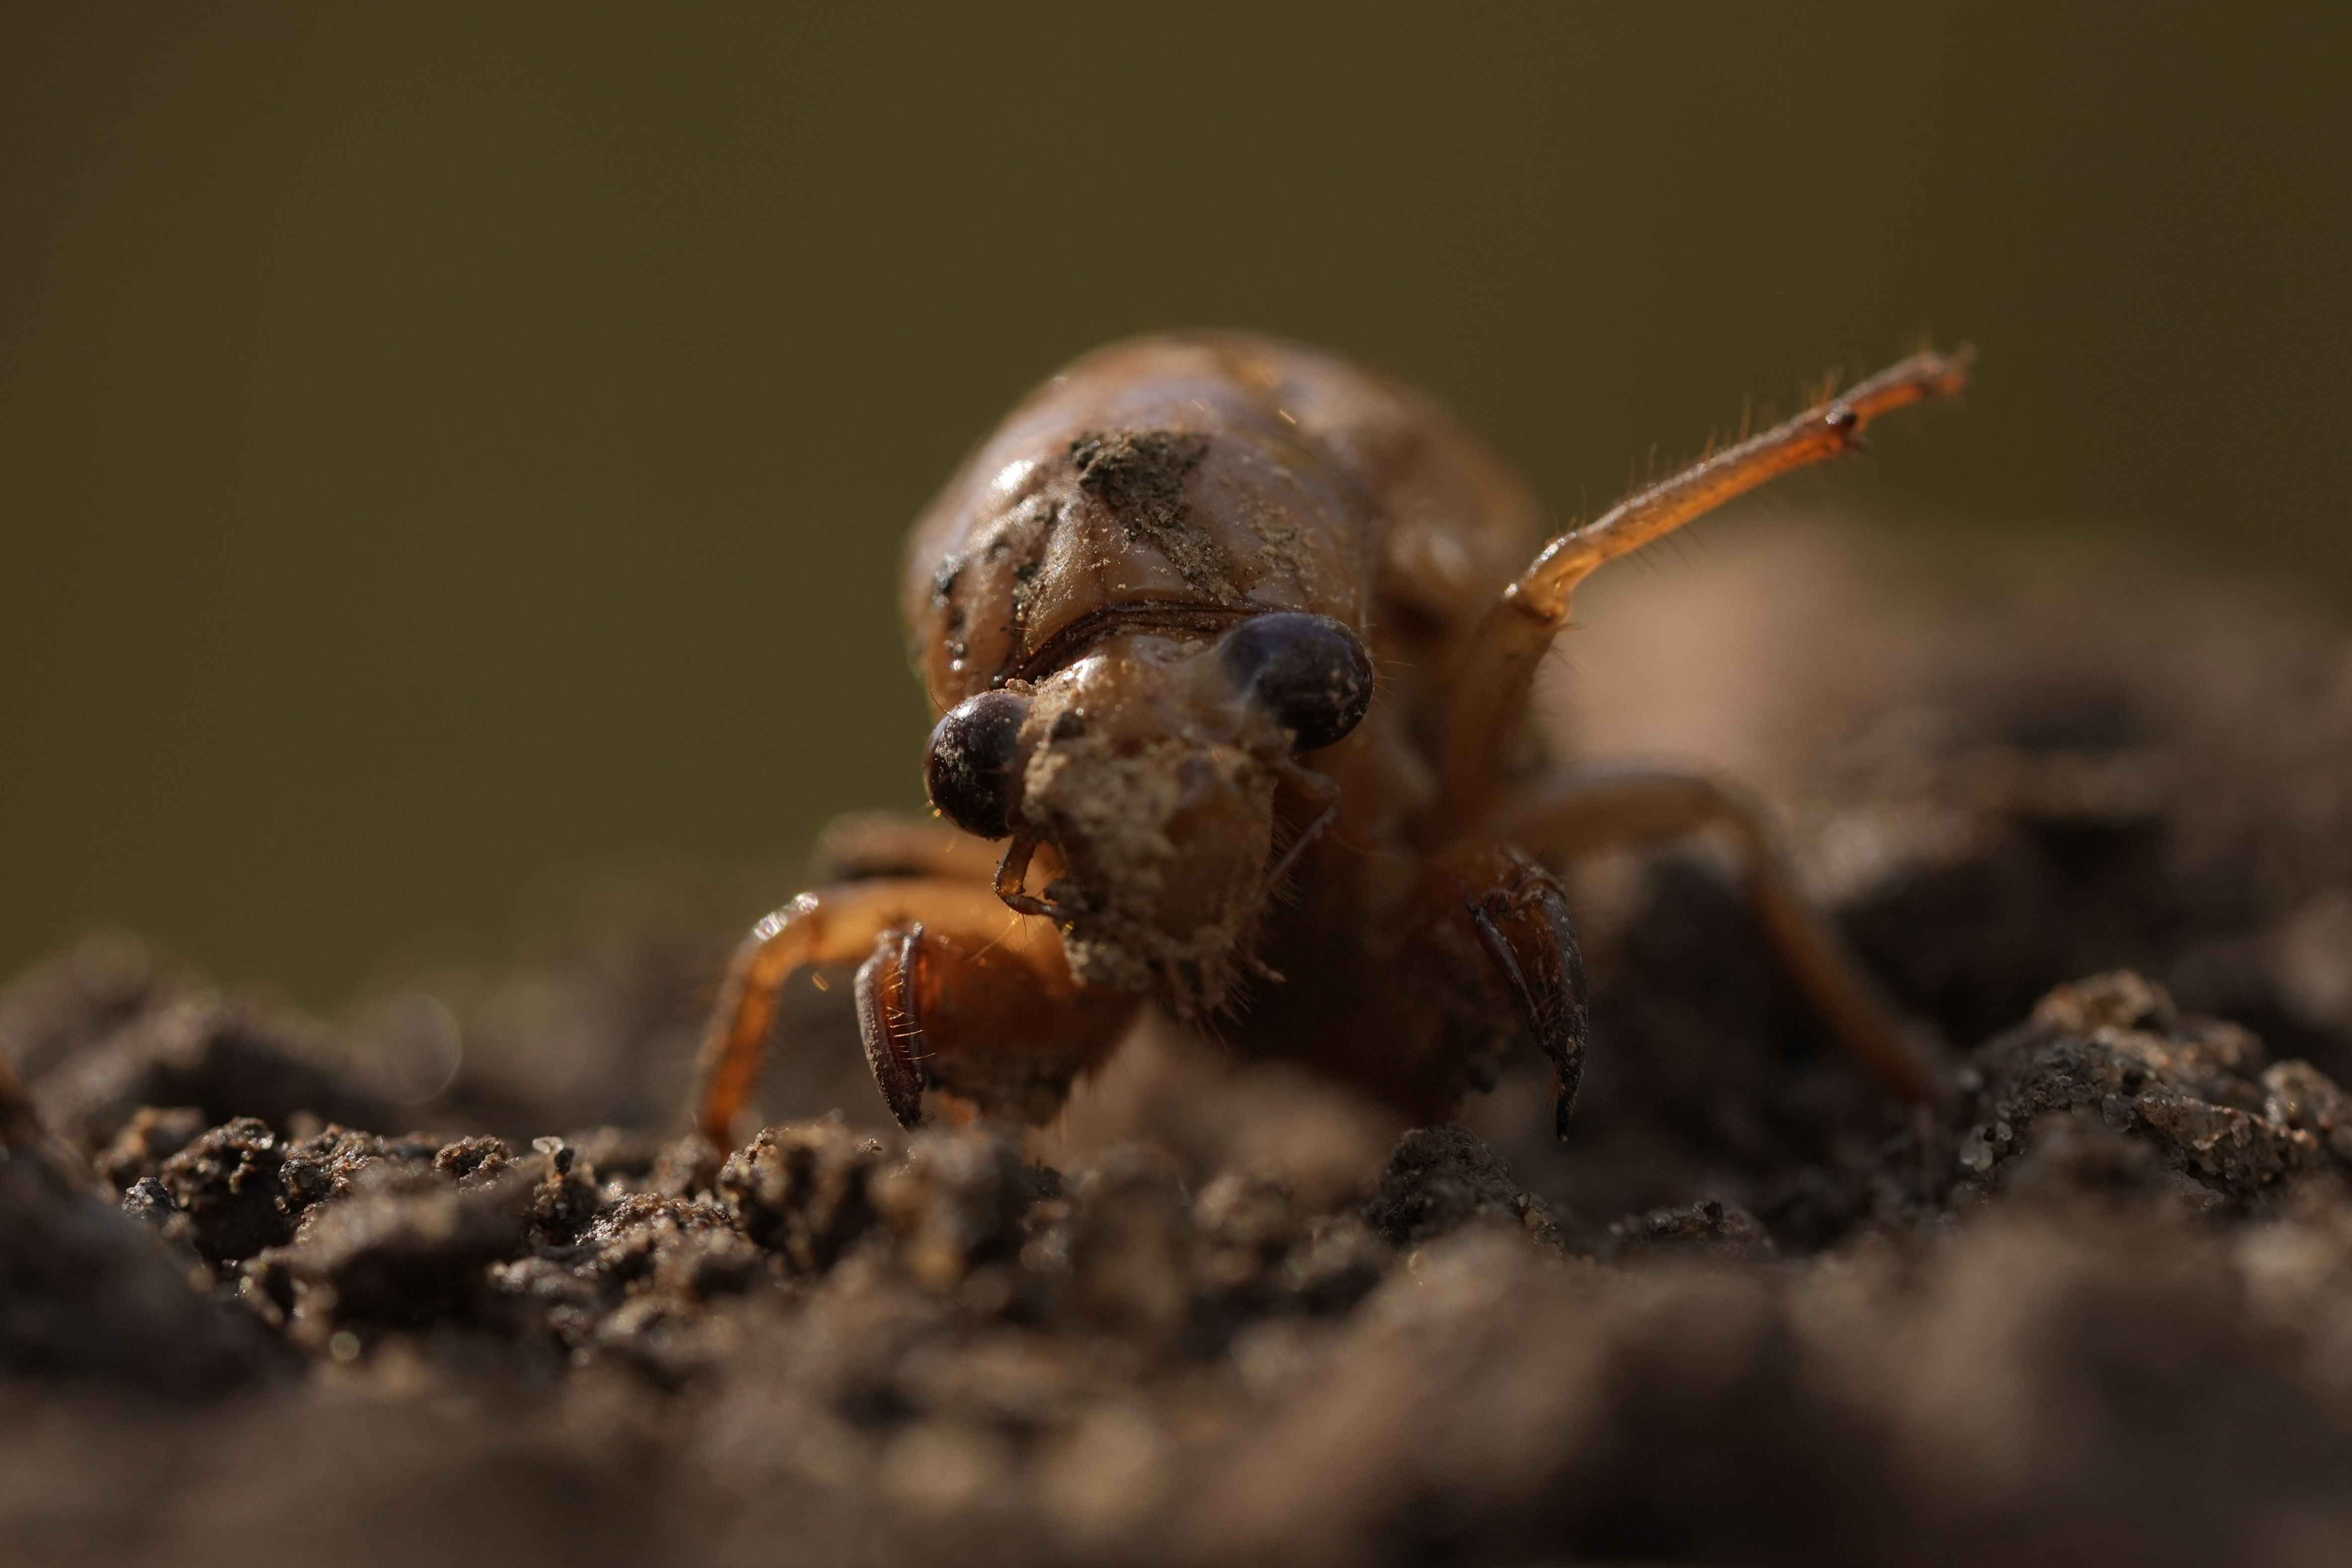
[6, 526, 2352, 1568]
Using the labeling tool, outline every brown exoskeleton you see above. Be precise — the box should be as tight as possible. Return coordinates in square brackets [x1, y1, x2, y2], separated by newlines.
[692, 334, 1968, 1145]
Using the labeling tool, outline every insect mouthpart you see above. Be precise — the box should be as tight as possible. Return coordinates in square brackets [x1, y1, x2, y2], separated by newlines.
[971, 633, 1307, 1015]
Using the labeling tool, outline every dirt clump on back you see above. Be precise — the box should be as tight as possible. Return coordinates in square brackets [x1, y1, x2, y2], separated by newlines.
[7, 529, 2352, 1567]
[1071, 427, 1237, 599]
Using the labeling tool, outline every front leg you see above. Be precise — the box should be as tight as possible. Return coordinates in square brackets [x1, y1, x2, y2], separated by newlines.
[1477, 766, 1948, 1104]
[1404, 844, 1591, 1136]
[691, 877, 1141, 1144]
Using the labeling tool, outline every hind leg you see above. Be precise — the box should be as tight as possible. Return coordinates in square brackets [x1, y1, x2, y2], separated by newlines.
[691, 877, 1140, 1144]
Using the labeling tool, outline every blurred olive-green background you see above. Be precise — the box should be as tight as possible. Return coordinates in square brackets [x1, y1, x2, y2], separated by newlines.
[3, 6, 2346, 1009]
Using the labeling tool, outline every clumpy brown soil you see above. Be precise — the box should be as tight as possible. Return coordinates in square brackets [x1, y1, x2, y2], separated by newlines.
[7, 526, 2352, 1567]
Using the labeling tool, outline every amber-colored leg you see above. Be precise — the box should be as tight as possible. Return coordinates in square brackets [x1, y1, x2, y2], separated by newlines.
[853, 915, 1142, 1128]
[1476, 767, 1948, 1104]
[690, 877, 1140, 1145]
[1436, 349, 1971, 825]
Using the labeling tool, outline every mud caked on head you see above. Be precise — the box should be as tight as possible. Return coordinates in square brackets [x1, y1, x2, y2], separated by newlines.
[922, 614, 1373, 1017]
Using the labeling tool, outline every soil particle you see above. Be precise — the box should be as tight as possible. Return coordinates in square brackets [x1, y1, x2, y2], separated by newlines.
[156, 1116, 293, 1263]
[526, 1135, 606, 1245]
[1952, 969, 2348, 1209]
[265, 1163, 537, 1348]
[95, 1103, 207, 1188]
[431, 1132, 515, 1184]
[716, 1113, 886, 1272]
[1607, 1196, 1778, 1261]
[117, 1175, 188, 1239]
[870, 1123, 1053, 1291]
[485, 1189, 762, 1384]
[1363, 1123, 1564, 1251]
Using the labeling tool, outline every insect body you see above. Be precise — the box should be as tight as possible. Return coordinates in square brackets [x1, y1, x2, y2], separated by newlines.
[693, 334, 1968, 1143]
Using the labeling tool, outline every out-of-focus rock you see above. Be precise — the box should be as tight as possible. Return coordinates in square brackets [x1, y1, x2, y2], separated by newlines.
[32, 993, 390, 1152]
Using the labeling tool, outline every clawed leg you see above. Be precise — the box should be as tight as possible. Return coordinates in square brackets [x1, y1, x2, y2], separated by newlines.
[851, 912, 1142, 1128]
[1464, 855, 1592, 1138]
[1406, 844, 1590, 1135]
[691, 877, 1141, 1145]
[1478, 767, 1948, 1103]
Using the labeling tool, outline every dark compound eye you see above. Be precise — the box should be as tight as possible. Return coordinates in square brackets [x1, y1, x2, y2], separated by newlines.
[924, 689, 1031, 839]
[1218, 612, 1374, 753]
